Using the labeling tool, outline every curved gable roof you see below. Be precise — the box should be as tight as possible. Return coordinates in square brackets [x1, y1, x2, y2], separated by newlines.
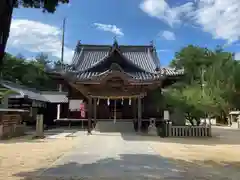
[71, 42, 160, 73]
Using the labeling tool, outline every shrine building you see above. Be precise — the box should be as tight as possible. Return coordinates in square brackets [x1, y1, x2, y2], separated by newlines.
[47, 40, 184, 133]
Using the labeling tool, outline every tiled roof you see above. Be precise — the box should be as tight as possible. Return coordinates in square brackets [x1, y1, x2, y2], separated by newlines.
[71, 44, 160, 73]
[0, 81, 69, 103]
[72, 67, 184, 81]
[49, 42, 184, 82]
[74, 71, 155, 81]
[0, 80, 47, 102]
[41, 91, 68, 103]
[161, 67, 184, 76]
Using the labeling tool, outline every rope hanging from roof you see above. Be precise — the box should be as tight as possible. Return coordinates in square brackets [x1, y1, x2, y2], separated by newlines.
[91, 95, 142, 99]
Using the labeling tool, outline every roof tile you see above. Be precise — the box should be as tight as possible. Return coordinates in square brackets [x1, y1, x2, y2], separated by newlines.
[71, 44, 158, 73]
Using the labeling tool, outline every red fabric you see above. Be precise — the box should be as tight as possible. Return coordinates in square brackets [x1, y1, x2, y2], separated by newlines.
[80, 103, 85, 118]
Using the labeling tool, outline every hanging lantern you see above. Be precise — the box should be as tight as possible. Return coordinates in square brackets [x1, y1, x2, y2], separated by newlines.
[97, 98, 99, 105]
[121, 97, 124, 105]
[107, 98, 110, 106]
[129, 98, 131, 105]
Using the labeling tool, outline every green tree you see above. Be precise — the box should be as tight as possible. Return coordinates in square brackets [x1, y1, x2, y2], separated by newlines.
[166, 45, 240, 125]
[1, 52, 57, 90]
[0, 0, 69, 66]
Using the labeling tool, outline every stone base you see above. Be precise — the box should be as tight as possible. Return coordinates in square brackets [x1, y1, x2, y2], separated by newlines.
[95, 121, 134, 133]
[0, 124, 26, 139]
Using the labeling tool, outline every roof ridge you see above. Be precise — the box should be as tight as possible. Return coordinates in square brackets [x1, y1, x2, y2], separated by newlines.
[0, 80, 40, 93]
[71, 42, 158, 73]
[76, 44, 153, 52]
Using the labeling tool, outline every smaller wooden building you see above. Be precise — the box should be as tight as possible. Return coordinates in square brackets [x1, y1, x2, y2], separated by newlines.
[0, 80, 68, 126]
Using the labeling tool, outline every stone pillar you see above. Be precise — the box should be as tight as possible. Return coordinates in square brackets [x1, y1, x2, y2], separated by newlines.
[88, 96, 92, 134]
[36, 114, 44, 138]
[138, 97, 142, 132]
[57, 84, 62, 119]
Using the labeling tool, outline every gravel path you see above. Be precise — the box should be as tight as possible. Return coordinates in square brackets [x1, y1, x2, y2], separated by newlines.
[0, 133, 81, 180]
[38, 132, 182, 180]
[1, 127, 240, 180]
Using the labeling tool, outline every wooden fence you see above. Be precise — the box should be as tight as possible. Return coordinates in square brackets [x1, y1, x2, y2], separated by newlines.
[167, 123, 211, 137]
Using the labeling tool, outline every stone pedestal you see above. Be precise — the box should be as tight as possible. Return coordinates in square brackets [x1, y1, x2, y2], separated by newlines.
[35, 114, 44, 138]
[148, 118, 157, 136]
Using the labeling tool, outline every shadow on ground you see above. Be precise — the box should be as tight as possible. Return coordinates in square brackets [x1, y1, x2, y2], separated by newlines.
[0, 128, 82, 144]
[15, 153, 240, 180]
[119, 127, 240, 145]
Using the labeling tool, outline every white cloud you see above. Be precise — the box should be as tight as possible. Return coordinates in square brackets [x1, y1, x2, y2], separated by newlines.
[161, 31, 176, 40]
[93, 23, 124, 36]
[8, 19, 74, 63]
[235, 52, 240, 60]
[140, 0, 194, 26]
[193, 0, 240, 44]
[140, 0, 240, 44]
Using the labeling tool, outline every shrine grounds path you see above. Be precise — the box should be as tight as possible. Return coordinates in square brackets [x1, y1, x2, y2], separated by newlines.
[1, 127, 240, 180]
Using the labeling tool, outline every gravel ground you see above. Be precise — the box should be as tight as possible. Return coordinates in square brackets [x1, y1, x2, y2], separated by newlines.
[0, 134, 80, 180]
[150, 127, 240, 179]
[0, 127, 240, 180]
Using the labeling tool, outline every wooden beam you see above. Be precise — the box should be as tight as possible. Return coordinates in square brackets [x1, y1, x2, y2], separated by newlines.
[69, 82, 89, 97]
[90, 94, 145, 99]
[87, 96, 92, 134]
[138, 96, 142, 132]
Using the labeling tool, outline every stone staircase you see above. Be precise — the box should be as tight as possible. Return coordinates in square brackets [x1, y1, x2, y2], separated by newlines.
[94, 121, 134, 133]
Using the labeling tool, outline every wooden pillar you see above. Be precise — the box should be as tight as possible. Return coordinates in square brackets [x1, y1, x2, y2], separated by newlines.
[93, 98, 97, 122]
[133, 99, 136, 120]
[138, 96, 142, 132]
[114, 99, 117, 123]
[88, 96, 92, 134]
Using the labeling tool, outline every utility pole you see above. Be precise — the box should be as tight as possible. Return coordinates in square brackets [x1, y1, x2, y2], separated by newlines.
[61, 17, 66, 69]
[201, 66, 205, 98]
[57, 17, 66, 120]
[201, 66, 208, 125]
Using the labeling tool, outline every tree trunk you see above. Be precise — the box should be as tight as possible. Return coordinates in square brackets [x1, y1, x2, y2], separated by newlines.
[0, 0, 15, 67]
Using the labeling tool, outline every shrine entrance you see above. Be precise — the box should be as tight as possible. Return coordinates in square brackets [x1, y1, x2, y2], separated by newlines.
[90, 95, 143, 133]
[94, 98, 136, 133]
[108, 99, 123, 121]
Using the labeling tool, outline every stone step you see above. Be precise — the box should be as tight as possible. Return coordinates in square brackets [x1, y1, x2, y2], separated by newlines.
[95, 121, 134, 133]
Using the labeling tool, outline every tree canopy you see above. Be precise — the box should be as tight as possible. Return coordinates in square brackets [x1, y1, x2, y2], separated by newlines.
[0, 0, 69, 66]
[163, 45, 240, 125]
[1, 52, 59, 91]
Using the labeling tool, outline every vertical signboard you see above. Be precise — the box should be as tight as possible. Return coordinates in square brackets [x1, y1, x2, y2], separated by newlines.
[80, 103, 86, 118]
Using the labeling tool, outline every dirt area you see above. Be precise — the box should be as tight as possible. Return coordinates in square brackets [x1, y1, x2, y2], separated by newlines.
[0, 135, 80, 180]
[0, 127, 240, 180]
[150, 127, 240, 179]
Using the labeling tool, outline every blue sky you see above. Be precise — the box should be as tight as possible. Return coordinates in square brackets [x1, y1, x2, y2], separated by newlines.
[7, 0, 240, 66]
